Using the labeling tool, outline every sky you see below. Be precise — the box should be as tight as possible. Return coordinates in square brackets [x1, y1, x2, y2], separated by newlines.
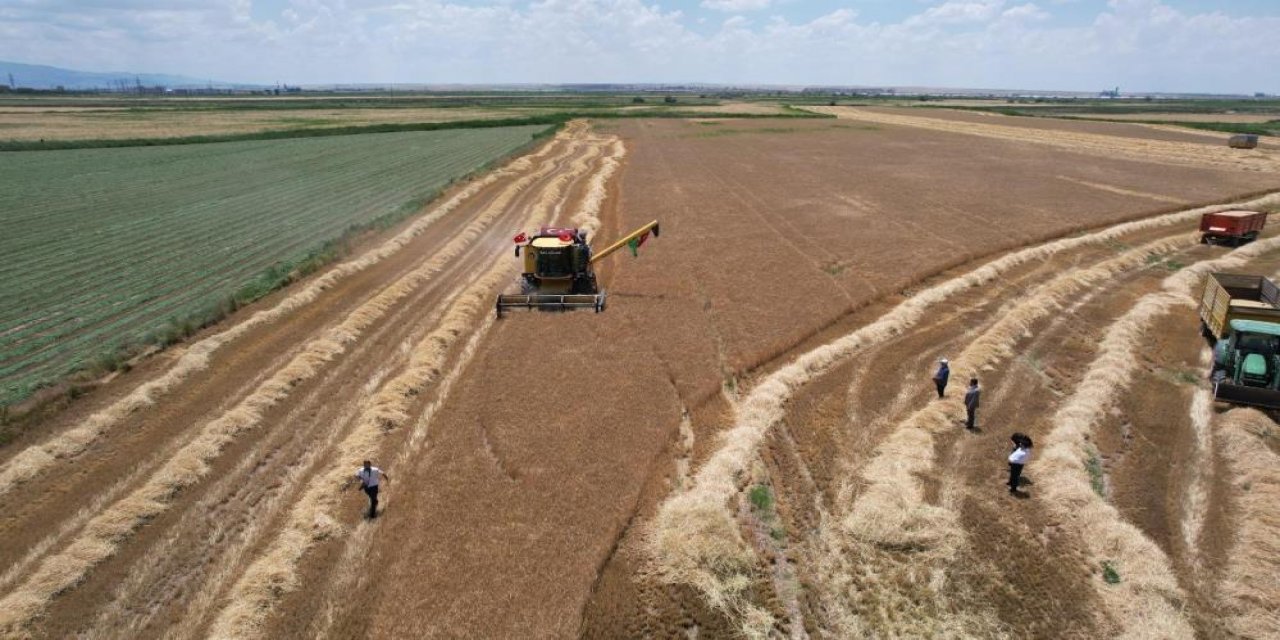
[1, 0, 1277, 93]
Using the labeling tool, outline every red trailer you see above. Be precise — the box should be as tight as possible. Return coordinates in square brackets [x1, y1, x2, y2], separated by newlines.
[1201, 210, 1267, 246]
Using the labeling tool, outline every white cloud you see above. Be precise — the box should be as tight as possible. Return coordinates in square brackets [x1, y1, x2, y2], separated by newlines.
[701, 0, 770, 12]
[909, 1, 1007, 26]
[0, 0, 1277, 93]
[1001, 3, 1050, 22]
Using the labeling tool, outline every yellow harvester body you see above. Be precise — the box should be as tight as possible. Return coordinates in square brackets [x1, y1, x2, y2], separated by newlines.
[496, 220, 660, 317]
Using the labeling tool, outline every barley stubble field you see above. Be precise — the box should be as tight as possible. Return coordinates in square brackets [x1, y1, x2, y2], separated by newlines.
[1, 107, 1279, 639]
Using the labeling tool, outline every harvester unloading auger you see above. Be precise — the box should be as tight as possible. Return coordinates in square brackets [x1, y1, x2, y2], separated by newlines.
[495, 220, 659, 318]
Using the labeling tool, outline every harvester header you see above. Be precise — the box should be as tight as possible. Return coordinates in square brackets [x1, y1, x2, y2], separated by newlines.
[495, 220, 660, 317]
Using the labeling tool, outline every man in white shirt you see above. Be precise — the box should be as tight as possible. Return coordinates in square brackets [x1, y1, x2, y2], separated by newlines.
[356, 460, 390, 519]
[1008, 433, 1032, 495]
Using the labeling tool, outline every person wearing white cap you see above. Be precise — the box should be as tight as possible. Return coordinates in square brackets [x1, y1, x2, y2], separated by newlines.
[932, 358, 950, 399]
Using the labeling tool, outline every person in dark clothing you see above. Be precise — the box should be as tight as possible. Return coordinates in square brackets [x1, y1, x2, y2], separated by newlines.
[1008, 433, 1032, 494]
[932, 358, 950, 399]
[964, 378, 980, 429]
[355, 460, 389, 519]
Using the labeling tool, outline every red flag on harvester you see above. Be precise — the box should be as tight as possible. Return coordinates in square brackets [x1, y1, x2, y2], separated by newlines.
[627, 231, 650, 257]
[513, 232, 527, 244]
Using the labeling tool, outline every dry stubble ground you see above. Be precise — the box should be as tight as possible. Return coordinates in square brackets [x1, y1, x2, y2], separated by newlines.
[2, 113, 1280, 638]
[0, 106, 549, 141]
[577, 117, 1280, 637]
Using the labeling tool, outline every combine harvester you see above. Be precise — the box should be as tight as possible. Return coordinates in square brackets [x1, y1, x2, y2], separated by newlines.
[495, 220, 659, 318]
[1200, 273, 1280, 408]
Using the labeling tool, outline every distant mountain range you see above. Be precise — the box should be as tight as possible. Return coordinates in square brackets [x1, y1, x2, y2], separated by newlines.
[0, 61, 244, 90]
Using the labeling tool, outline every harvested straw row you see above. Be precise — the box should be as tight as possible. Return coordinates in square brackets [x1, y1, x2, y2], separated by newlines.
[646, 194, 1280, 616]
[571, 138, 626, 237]
[0, 132, 564, 499]
[299, 133, 628, 639]
[205, 133, 619, 638]
[844, 234, 1194, 547]
[1182, 263, 1280, 573]
[308, 311, 498, 639]
[806, 503, 1007, 638]
[151, 299, 470, 640]
[1039, 235, 1280, 639]
[1213, 409, 1280, 639]
[0, 133, 588, 635]
[812, 107, 1280, 174]
[797, 234, 1195, 637]
[1180, 353, 1215, 572]
[0, 134, 585, 604]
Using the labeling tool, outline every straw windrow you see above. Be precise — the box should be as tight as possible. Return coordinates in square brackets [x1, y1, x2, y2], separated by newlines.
[1038, 234, 1280, 639]
[0, 135, 562, 499]
[646, 193, 1280, 627]
[206, 128, 621, 638]
[0, 131, 585, 635]
[1213, 409, 1280, 639]
[806, 233, 1194, 636]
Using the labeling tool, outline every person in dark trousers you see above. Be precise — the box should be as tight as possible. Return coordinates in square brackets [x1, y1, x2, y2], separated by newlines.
[1008, 433, 1032, 494]
[932, 358, 950, 399]
[964, 378, 980, 429]
[355, 460, 389, 519]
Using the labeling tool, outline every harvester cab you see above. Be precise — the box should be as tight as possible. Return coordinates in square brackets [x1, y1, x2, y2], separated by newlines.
[495, 220, 660, 318]
[1211, 319, 1280, 409]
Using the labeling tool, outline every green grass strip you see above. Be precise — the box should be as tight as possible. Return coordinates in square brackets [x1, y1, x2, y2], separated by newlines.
[0, 124, 557, 410]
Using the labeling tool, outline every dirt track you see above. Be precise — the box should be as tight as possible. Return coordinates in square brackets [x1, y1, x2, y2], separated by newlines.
[2, 114, 1280, 638]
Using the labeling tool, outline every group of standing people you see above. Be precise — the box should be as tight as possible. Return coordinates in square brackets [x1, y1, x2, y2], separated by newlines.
[933, 357, 1032, 496]
[347, 358, 1034, 520]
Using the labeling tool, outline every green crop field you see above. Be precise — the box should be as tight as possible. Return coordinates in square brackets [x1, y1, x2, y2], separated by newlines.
[0, 125, 549, 407]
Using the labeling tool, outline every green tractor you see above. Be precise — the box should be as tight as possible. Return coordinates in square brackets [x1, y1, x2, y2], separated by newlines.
[1211, 319, 1280, 409]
